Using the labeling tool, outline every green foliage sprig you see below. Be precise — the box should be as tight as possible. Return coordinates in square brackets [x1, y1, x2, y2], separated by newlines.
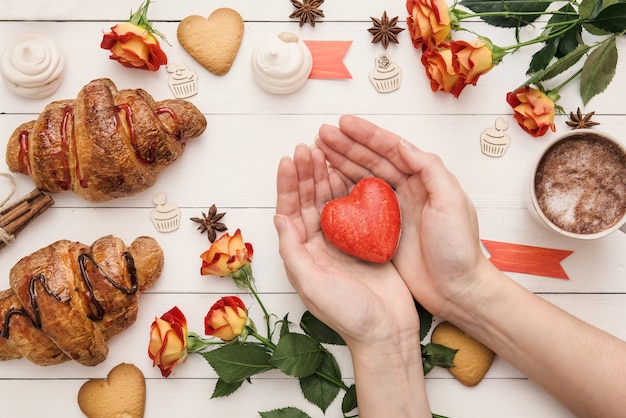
[453, 0, 626, 104]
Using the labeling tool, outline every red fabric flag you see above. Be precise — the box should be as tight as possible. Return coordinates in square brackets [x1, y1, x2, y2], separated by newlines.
[304, 40, 352, 79]
[481, 240, 574, 280]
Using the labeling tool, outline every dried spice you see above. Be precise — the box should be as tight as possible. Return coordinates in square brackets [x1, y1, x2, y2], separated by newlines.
[566, 107, 600, 129]
[0, 189, 54, 250]
[190, 204, 227, 242]
[368, 11, 405, 49]
[289, 0, 324, 27]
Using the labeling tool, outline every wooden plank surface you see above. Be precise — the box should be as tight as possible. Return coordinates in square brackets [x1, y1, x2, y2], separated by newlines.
[1, 1, 625, 417]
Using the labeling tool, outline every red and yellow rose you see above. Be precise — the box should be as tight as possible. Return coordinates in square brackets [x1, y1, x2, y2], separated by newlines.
[200, 229, 254, 277]
[450, 39, 494, 85]
[421, 44, 467, 98]
[506, 86, 557, 137]
[406, 0, 452, 48]
[100, 0, 167, 71]
[204, 296, 249, 342]
[148, 306, 188, 377]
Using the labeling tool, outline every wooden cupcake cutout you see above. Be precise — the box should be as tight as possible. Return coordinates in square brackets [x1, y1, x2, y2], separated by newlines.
[480, 117, 510, 157]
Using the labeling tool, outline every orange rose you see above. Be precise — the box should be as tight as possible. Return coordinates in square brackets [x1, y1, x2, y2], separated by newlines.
[421, 44, 467, 98]
[100, 0, 167, 71]
[406, 0, 451, 48]
[204, 296, 248, 342]
[451, 39, 494, 85]
[506, 86, 557, 137]
[148, 306, 188, 377]
[200, 229, 254, 277]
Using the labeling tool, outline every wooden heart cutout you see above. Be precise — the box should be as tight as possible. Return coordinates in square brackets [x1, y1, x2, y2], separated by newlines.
[321, 177, 400, 263]
[177, 8, 244, 75]
[77, 363, 146, 418]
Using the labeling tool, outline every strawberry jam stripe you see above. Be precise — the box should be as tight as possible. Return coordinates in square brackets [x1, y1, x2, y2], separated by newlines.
[57, 105, 73, 190]
[155, 107, 182, 142]
[116, 103, 156, 164]
[17, 131, 30, 174]
[0, 251, 137, 339]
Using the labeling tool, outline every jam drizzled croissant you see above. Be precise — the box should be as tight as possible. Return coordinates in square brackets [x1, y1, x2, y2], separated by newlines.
[0, 235, 163, 366]
[5, 78, 207, 202]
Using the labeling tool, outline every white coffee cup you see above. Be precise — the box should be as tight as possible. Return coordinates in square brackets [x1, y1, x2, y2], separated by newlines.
[526, 129, 626, 239]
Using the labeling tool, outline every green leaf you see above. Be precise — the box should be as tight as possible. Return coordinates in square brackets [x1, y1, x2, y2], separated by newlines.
[270, 333, 324, 377]
[202, 343, 274, 383]
[586, 2, 626, 33]
[580, 0, 618, 34]
[528, 41, 559, 74]
[459, 0, 549, 27]
[300, 311, 346, 345]
[522, 44, 590, 87]
[341, 384, 358, 414]
[210, 378, 244, 398]
[581, 37, 618, 105]
[299, 351, 342, 412]
[259, 407, 312, 418]
[551, 5, 582, 58]
[415, 300, 433, 342]
[279, 313, 291, 338]
[422, 343, 458, 375]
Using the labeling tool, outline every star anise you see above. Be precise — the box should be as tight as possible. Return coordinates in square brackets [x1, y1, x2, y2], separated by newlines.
[289, 0, 324, 27]
[190, 204, 227, 242]
[566, 107, 600, 129]
[368, 11, 405, 49]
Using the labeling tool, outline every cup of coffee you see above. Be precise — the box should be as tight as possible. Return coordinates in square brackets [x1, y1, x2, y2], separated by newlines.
[526, 129, 626, 239]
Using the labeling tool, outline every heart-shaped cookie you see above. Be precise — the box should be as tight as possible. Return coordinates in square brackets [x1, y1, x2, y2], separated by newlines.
[177, 8, 244, 76]
[431, 321, 495, 387]
[77, 363, 146, 418]
[321, 177, 400, 263]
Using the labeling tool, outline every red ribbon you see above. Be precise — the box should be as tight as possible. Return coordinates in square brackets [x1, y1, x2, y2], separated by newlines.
[304, 40, 352, 79]
[481, 240, 574, 280]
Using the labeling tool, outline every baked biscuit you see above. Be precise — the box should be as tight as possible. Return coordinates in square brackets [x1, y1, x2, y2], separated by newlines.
[177, 8, 244, 75]
[77, 363, 146, 418]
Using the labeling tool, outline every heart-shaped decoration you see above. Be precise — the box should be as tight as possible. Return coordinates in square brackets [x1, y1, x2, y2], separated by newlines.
[431, 321, 496, 387]
[321, 177, 400, 263]
[77, 363, 146, 418]
[177, 8, 244, 75]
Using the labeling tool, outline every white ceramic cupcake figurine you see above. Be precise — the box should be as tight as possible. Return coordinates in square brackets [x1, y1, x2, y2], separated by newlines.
[251, 32, 312, 94]
[368, 54, 401, 93]
[167, 63, 198, 98]
[480, 117, 511, 157]
[1, 33, 66, 99]
[150, 192, 181, 232]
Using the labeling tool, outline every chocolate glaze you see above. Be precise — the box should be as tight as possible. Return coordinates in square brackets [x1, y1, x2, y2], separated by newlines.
[0, 251, 137, 339]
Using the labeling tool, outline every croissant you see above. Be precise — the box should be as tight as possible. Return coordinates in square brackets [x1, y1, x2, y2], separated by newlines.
[0, 235, 163, 366]
[5, 78, 207, 202]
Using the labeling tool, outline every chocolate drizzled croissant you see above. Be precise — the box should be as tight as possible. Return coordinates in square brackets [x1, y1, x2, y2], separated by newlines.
[0, 235, 163, 366]
[5, 78, 207, 202]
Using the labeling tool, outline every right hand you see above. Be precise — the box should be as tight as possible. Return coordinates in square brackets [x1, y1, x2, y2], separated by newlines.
[316, 115, 493, 318]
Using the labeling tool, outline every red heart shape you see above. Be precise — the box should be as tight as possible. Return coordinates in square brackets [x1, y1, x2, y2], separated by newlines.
[321, 177, 401, 263]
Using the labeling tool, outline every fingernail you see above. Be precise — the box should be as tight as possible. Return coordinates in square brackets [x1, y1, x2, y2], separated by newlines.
[273, 214, 286, 232]
[400, 138, 418, 152]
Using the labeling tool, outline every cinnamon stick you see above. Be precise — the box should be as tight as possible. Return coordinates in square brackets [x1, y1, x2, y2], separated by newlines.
[0, 189, 54, 250]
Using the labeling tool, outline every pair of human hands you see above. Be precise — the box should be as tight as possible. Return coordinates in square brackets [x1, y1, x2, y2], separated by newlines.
[274, 115, 487, 350]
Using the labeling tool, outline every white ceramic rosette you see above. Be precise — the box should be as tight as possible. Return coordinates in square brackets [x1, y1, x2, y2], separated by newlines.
[251, 32, 312, 94]
[1, 33, 66, 99]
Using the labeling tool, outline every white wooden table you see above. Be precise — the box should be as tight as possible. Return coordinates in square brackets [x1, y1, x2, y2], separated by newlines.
[1, 1, 625, 417]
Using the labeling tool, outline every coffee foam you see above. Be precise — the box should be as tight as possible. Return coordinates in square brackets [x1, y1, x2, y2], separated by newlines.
[535, 134, 626, 234]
